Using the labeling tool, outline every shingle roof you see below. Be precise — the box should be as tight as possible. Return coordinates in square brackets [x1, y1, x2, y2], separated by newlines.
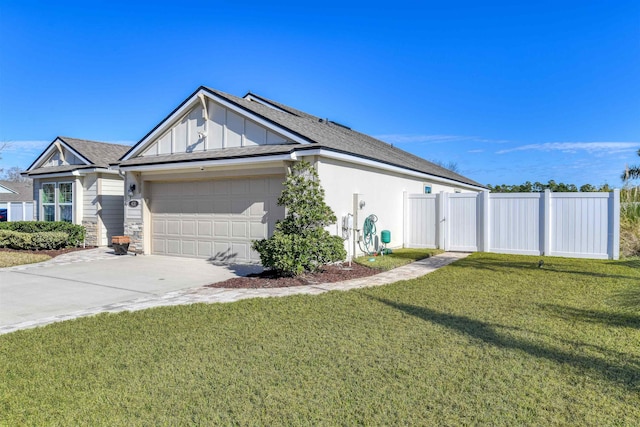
[121, 87, 485, 188]
[59, 137, 130, 167]
[0, 180, 33, 202]
[26, 137, 131, 176]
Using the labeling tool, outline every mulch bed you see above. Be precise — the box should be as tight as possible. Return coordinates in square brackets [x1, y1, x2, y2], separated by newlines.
[207, 262, 380, 289]
[0, 246, 97, 259]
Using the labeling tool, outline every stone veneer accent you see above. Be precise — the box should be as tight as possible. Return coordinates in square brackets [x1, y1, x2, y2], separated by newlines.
[82, 220, 98, 247]
[124, 220, 144, 254]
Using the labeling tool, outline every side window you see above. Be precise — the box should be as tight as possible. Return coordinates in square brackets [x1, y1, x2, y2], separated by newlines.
[42, 183, 56, 221]
[58, 182, 73, 223]
[424, 185, 432, 194]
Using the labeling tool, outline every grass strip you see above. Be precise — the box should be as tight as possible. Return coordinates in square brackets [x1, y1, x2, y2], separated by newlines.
[354, 247, 442, 270]
[0, 252, 51, 268]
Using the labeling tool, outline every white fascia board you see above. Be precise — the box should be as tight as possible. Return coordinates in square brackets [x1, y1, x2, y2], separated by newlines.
[119, 153, 297, 172]
[301, 149, 486, 191]
[26, 140, 57, 171]
[28, 168, 117, 179]
[27, 138, 92, 171]
[28, 170, 82, 179]
[0, 184, 18, 194]
[122, 89, 310, 162]
[75, 168, 120, 176]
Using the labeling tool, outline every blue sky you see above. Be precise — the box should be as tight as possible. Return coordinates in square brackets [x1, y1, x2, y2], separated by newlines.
[1, 0, 638, 187]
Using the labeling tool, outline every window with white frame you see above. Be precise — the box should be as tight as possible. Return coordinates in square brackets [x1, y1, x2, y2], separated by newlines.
[424, 184, 432, 194]
[58, 182, 73, 223]
[42, 183, 56, 221]
[41, 182, 73, 222]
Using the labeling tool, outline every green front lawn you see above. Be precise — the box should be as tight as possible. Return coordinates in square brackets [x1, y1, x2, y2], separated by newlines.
[0, 251, 51, 268]
[354, 247, 442, 270]
[1, 253, 639, 425]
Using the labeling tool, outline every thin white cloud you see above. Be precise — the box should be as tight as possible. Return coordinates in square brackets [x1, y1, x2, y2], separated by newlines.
[497, 142, 640, 155]
[467, 149, 484, 153]
[1, 140, 50, 151]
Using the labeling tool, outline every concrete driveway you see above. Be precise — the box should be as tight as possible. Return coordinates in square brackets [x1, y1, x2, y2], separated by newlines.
[0, 248, 258, 330]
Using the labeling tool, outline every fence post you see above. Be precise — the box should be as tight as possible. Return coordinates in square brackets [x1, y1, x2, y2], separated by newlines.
[479, 191, 490, 252]
[542, 190, 551, 256]
[438, 191, 448, 250]
[610, 189, 620, 260]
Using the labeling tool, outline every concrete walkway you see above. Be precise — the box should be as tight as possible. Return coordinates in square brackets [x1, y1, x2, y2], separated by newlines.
[0, 251, 468, 335]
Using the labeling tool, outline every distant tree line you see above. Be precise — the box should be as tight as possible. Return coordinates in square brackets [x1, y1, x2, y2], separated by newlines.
[487, 180, 613, 193]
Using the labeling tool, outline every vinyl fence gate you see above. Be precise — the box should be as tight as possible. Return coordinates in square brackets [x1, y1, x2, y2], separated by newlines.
[404, 190, 620, 260]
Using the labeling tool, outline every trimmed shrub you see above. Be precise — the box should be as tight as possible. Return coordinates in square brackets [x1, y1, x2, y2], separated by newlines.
[0, 230, 69, 250]
[31, 232, 69, 250]
[0, 230, 33, 250]
[0, 221, 85, 247]
[252, 161, 346, 276]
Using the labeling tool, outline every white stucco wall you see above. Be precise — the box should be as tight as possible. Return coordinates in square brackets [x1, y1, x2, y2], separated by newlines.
[314, 156, 479, 256]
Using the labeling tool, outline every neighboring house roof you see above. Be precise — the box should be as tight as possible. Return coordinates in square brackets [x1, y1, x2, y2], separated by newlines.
[119, 86, 485, 189]
[25, 136, 131, 176]
[0, 180, 34, 202]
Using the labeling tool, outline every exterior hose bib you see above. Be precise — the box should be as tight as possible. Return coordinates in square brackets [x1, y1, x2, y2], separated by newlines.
[360, 214, 378, 256]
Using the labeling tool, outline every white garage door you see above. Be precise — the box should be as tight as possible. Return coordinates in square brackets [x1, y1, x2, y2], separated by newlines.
[150, 176, 285, 263]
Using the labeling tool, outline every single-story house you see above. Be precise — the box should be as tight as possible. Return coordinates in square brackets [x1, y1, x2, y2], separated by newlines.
[23, 137, 130, 246]
[118, 86, 485, 262]
[0, 180, 35, 222]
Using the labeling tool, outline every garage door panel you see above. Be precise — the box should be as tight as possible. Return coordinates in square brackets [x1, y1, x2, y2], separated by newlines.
[181, 220, 196, 236]
[153, 220, 166, 234]
[213, 242, 231, 259]
[167, 240, 181, 255]
[249, 201, 266, 216]
[232, 222, 247, 238]
[250, 223, 265, 238]
[214, 221, 229, 237]
[167, 220, 181, 235]
[153, 239, 166, 253]
[151, 177, 284, 262]
[182, 240, 196, 256]
[197, 220, 212, 236]
[197, 241, 212, 257]
[231, 243, 248, 261]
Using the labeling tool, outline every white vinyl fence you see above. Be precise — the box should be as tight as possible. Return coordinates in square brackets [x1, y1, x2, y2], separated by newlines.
[404, 190, 620, 260]
[0, 201, 35, 222]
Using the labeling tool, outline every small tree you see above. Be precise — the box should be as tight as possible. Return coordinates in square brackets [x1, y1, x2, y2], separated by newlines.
[252, 161, 346, 276]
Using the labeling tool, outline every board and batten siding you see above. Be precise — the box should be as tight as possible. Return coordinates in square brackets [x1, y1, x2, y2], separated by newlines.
[141, 101, 291, 157]
[99, 176, 124, 246]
